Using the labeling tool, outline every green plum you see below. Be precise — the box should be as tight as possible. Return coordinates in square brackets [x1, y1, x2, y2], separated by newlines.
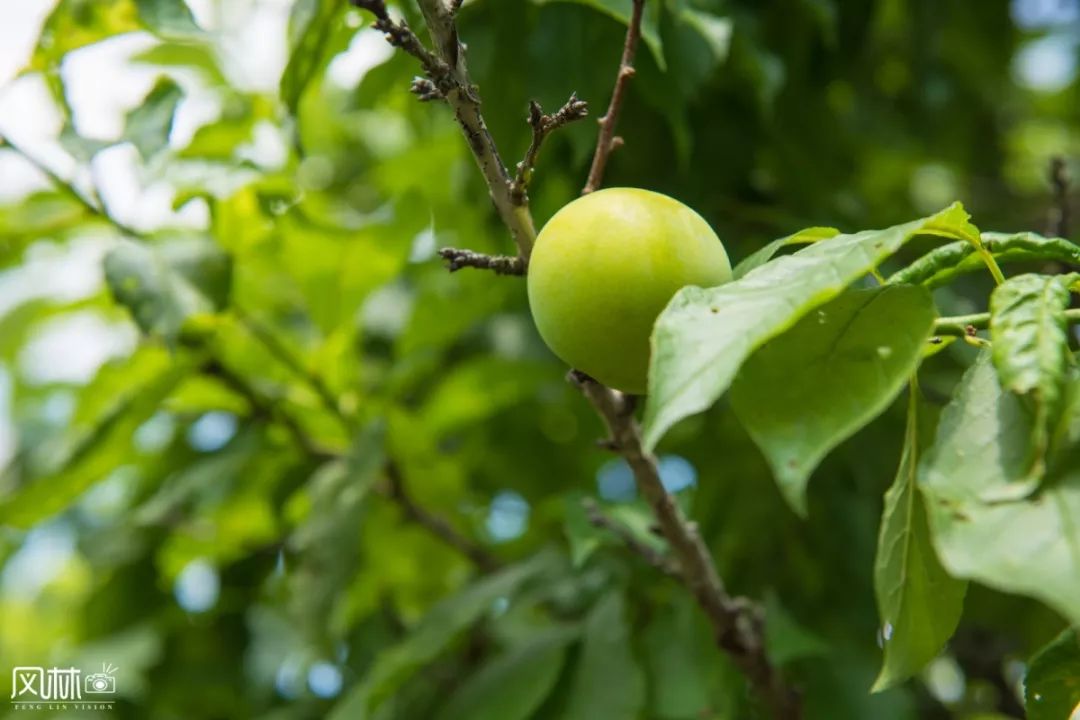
[527, 187, 731, 394]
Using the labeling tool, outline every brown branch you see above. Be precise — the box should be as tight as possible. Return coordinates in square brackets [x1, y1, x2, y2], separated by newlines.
[569, 372, 801, 719]
[582, 497, 680, 579]
[353, 0, 538, 261]
[353, 2, 801, 714]
[510, 94, 589, 204]
[581, 0, 644, 194]
[386, 461, 501, 572]
[438, 247, 525, 275]
[350, 0, 449, 85]
[1048, 155, 1070, 238]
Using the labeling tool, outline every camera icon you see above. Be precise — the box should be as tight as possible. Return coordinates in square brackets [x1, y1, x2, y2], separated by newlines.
[84, 673, 116, 694]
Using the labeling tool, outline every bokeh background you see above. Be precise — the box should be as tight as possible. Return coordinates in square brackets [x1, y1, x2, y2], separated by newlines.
[0, 0, 1078, 718]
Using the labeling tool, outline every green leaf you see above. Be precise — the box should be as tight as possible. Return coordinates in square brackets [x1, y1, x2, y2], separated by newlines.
[104, 236, 232, 343]
[872, 386, 966, 692]
[644, 202, 977, 451]
[419, 358, 551, 438]
[531, 0, 665, 71]
[730, 285, 936, 511]
[0, 192, 90, 260]
[288, 426, 386, 641]
[134, 42, 227, 85]
[563, 494, 603, 568]
[135, 0, 202, 35]
[1026, 628, 1080, 720]
[733, 226, 840, 279]
[562, 591, 645, 720]
[764, 592, 829, 666]
[31, 0, 141, 70]
[434, 629, 576, 720]
[0, 346, 190, 528]
[124, 77, 184, 159]
[281, 0, 343, 112]
[642, 594, 722, 718]
[988, 272, 1077, 497]
[329, 552, 557, 720]
[920, 352, 1080, 626]
[887, 232, 1080, 288]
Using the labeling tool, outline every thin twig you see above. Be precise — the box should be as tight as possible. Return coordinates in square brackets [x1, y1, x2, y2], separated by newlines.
[582, 497, 680, 579]
[353, 0, 538, 261]
[386, 461, 502, 572]
[350, 0, 449, 86]
[582, 0, 645, 194]
[1048, 155, 1070, 238]
[510, 94, 589, 204]
[438, 247, 526, 275]
[934, 307, 1080, 337]
[568, 372, 801, 719]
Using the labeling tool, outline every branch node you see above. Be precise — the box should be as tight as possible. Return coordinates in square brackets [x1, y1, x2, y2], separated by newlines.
[438, 247, 526, 275]
[410, 77, 444, 101]
[582, 497, 681, 578]
[510, 93, 589, 204]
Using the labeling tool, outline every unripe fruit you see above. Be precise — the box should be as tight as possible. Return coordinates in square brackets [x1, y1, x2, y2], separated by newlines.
[527, 187, 731, 394]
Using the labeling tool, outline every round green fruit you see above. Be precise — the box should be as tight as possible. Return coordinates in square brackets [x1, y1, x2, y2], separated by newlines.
[527, 187, 732, 394]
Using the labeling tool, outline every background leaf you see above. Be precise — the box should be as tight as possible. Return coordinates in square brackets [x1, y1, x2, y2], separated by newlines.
[561, 590, 646, 720]
[124, 77, 184, 160]
[435, 628, 576, 720]
[328, 553, 557, 720]
[104, 237, 232, 343]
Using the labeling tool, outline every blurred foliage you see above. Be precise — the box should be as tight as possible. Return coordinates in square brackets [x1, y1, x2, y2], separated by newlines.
[0, 0, 1079, 718]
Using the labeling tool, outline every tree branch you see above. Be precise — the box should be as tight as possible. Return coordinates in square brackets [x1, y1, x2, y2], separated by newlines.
[568, 372, 801, 719]
[1048, 155, 1071, 238]
[438, 247, 526, 275]
[386, 461, 502, 572]
[582, 496, 680, 579]
[510, 94, 589, 204]
[582, 0, 645, 194]
[354, 2, 802, 714]
[935, 308, 1080, 337]
[353, 0, 538, 261]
